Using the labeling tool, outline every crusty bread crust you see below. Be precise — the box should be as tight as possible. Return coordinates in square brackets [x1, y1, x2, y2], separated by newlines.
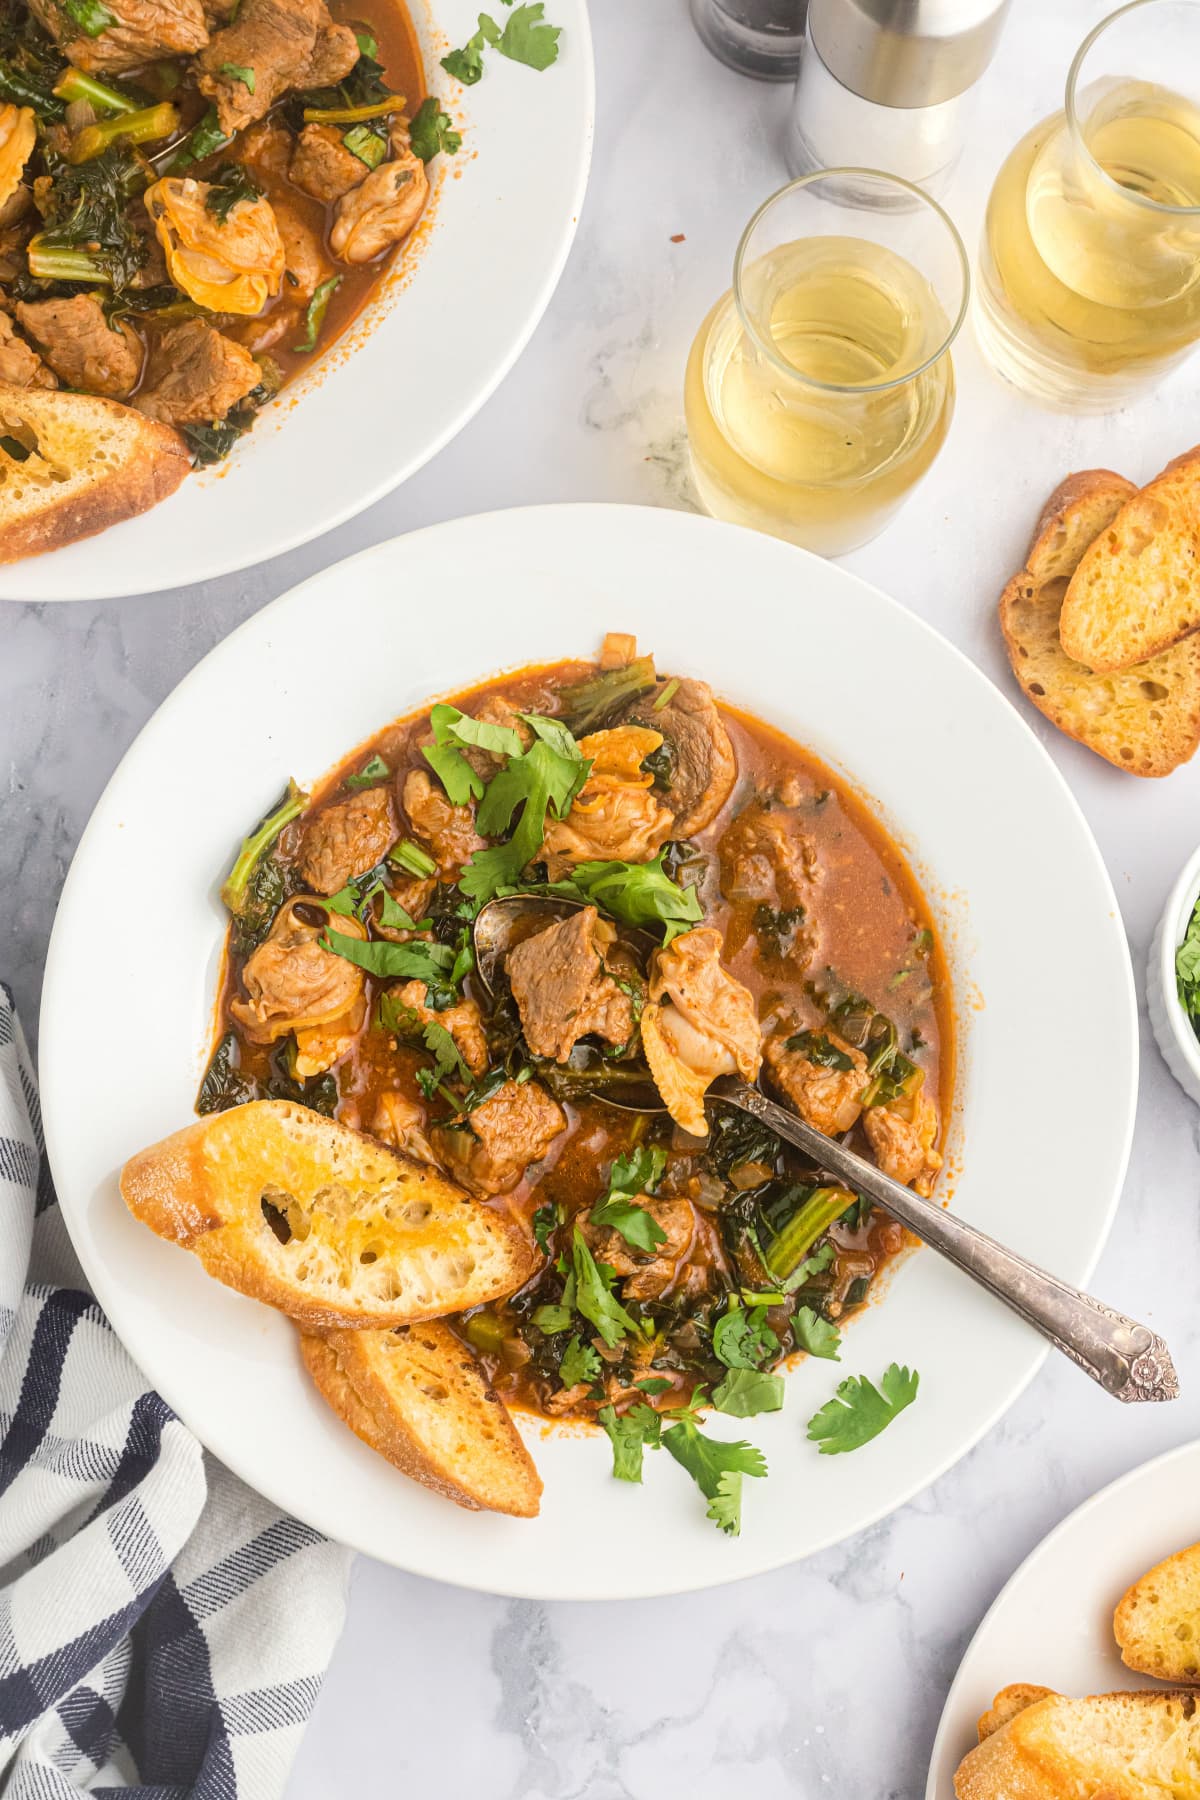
[954, 1690, 1200, 1799]
[0, 382, 188, 563]
[978, 1684, 1057, 1743]
[1115, 1543, 1200, 1684]
[300, 1324, 542, 1518]
[999, 468, 1200, 778]
[1060, 445, 1200, 671]
[121, 1100, 534, 1329]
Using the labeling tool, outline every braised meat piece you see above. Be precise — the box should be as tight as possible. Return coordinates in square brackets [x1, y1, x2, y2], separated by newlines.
[16, 296, 141, 399]
[624, 677, 736, 836]
[296, 787, 395, 894]
[273, 198, 331, 302]
[197, 0, 352, 134]
[383, 981, 489, 1075]
[863, 1096, 942, 1197]
[541, 726, 674, 872]
[506, 906, 637, 1063]
[585, 1196, 696, 1301]
[330, 118, 428, 263]
[641, 927, 761, 1136]
[230, 898, 364, 1045]
[288, 123, 366, 203]
[432, 1080, 566, 1197]
[0, 312, 54, 388]
[30, 0, 208, 70]
[401, 769, 484, 874]
[718, 799, 819, 910]
[763, 1024, 867, 1137]
[134, 320, 259, 427]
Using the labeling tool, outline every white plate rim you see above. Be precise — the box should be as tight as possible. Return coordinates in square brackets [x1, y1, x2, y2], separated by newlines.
[38, 502, 1139, 1599]
[0, 2, 594, 602]
[925, 1437, 1200, 1798]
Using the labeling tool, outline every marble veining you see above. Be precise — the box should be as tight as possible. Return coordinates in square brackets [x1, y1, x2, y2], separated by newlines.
[4, 2, 1200, 1795]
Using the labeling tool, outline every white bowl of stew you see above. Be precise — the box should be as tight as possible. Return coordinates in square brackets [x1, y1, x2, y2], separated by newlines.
[40, 503, 1139, 1598]
[0, 0, 593, 600]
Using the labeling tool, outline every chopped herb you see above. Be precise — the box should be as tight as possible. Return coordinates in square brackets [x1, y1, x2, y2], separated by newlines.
[559, 1334, 599, 1388]
[409, 94, 461, 160]
[571, 1226, 639, 1349]
[421, 1020, 468, 1085]
[421, 701, 520, 806]
[589, 1145, 668, 1251]
[532, 1200, 559, 1255]
[712, 1303, 779, 1371]
[599, 1402, 661, 1482]
[543, 849, 702, 944]
[532, 1303, 572, 1335]
[293, 274, 340, 354]
[460, 722, 590, 902]
[1176, 894, 1200, 1038]
[488, 2, 561, 70]
[353, 27, 377, 56]
[345, 752, 390, 790]
[318, 930, 456, 984]
[219, 60, 255, 92]
[806, 1363, 919, 1455]
[635, 1376, 672, 1396]
[792, 1306, 841, 1361]
[711, 1367, 784, 1418]
[661, 1411, 767, 1536]
[440, 33, 485, 84]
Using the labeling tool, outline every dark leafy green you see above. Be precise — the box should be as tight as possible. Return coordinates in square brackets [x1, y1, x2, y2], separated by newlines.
[204, 160, 261, 222]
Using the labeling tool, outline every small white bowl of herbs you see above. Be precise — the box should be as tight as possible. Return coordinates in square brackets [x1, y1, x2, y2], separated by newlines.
[1149, 844, 1200, 1106]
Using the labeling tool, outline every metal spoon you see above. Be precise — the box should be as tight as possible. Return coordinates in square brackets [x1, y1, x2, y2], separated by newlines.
[473, 896, 1179, 1403]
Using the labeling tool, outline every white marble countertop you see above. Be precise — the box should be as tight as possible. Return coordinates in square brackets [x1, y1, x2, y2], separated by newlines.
[5, 0, 1200, 1793]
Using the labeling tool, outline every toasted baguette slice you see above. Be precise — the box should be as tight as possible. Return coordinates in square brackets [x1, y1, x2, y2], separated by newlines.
[1000, 469, 1200, 777]
[121, 1100, 534, 1329]
[1060, 446, 1200, 671]
[978, 1685, 1057, 1743]
[0, 382, 188, 562]
[1115, 1544, 1200, 1684]
[301, 1323, 542, 1517]
[954, 1691, 1200, 1799]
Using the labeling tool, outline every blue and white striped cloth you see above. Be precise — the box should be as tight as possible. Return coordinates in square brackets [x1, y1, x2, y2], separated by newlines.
[0, 988, 352, 1796]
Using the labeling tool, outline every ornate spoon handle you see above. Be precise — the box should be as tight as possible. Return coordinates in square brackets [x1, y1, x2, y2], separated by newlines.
[713, 1079, 1179, 1404]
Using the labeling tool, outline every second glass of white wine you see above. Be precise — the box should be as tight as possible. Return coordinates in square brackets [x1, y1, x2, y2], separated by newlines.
[684, 171, 968, 558]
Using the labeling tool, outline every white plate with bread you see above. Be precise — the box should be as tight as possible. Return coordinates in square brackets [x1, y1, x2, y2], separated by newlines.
[0, 0, 592, 602]
[38, 503, 1138, 1597]
[927, 1439, 1200, 1798]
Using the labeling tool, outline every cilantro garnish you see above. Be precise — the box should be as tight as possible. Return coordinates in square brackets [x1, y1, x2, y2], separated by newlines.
[661, 1411, 767, 1536]
[422, 701, 524, 806]
[806, 1363, 919, 1455]
[409, 95, 462, 161]
[544, 850, 703, 944]
[532, 1303, 571, 1334]
[599, 1402, 661, 1482]
[589, 1145, 668, 1252]
[711, 1368, 784, 1418]
[570, 1226, 639, 1349]
[792, 1306, 841, 1361]
[421, 1020, 468, 1084]
[1177, 895, 1200, 1036]
[220, 60, 255, 92]
[318, 931, 455, 985]
[459, 719, 590, 901]
[559, 1334, 600, 1388]
[532, 1200, 559, 1256]
[344, 752, 390, 790]
[712, 1303, 779, 1371]
[441, 3, 561, 85]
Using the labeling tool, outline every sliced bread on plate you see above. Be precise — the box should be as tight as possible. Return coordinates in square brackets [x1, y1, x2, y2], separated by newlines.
[120, 1099, 534, 1329]
[954, 1690, 1200, 1798]
[301, 1322, 543, 1517]
[1115, 1543, 1200, 1684]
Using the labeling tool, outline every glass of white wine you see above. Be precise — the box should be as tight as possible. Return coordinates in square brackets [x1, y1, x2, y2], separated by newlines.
[684, 170, 968, 558]
[977, 0, 1200, 411]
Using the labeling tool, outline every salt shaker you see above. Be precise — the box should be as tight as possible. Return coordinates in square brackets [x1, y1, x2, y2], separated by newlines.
[786, 0, 1012, 196]
[690, 0, 808, 81]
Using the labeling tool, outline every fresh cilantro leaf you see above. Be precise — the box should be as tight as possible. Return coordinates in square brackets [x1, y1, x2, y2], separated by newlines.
[711, 1368, 784, 1418]
[559, 1334, 599, 1388]
[441, 22, 487, 82]
[532, 1201, 559, 1256]
[376, 889, 418, 932]
[571, 1226, 639, 1349]
[661, 1416, 767, 1536]
[589, 1145, 668, 1251]
[712, 1304, 779, 1371]
[422, 741, 484, 806]
[421, 1020, 468, 1084]
[409, 95, 462, 160]
[461, 728, 589, 901]
[220, 60, 255, 92]
[532, 1303, 572, 1334]
[635, 1377, 672, 1396]
[491, 1, 560, 69]
[1177, 896, 1200, 1032]
[599, 1402, 661, 1482]
[792, 1306, 841, 1361]
[63, 0, 115, 36]
[319, 932, 455, 984]
[433, 702, 524, 757]
[549, 850, 703, 942]
[345, 752, 390, 790]
[377, 990, 420, 1035]
[354, 27, 377, 54]
[806, 1363, 919, 1455]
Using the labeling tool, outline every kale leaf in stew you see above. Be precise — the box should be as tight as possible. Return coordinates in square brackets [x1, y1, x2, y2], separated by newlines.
[203, 635, 951, 1437]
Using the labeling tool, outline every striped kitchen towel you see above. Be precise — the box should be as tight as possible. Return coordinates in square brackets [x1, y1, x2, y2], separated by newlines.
[0, 987, 352, 1797]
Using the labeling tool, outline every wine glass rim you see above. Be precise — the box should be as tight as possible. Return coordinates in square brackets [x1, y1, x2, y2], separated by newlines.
[1066, 0, 1200, 217]
[731, 170, 970, 396]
